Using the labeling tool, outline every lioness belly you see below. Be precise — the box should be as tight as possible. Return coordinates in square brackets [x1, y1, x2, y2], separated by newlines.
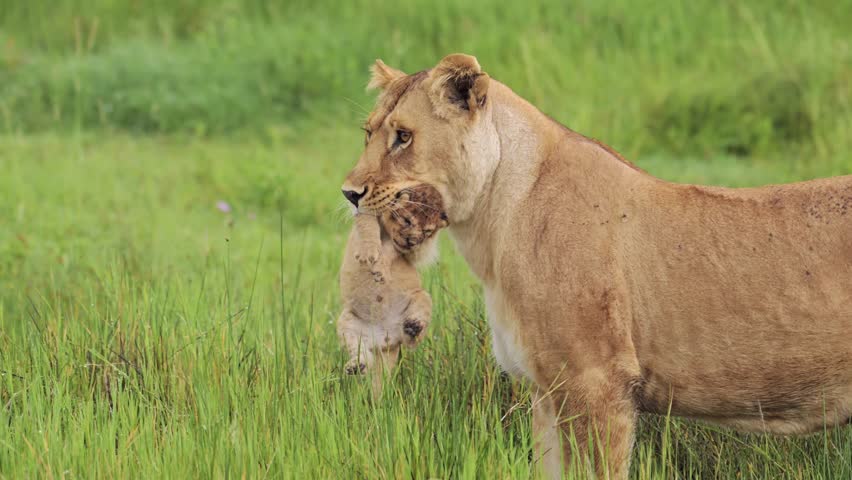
[631, 274, 852, 431]
[485, 287, 535, 382]
[633, 303, 852, 421]
[635, 346, 852, 432]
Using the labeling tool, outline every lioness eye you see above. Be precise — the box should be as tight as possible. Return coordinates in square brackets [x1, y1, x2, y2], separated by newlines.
[396, 130, 412, 145]
[362, 127, 372, 145]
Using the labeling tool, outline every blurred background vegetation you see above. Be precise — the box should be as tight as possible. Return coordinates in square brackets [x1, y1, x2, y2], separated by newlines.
[2, 1, 851, 478]
[2, 0, 850, 160]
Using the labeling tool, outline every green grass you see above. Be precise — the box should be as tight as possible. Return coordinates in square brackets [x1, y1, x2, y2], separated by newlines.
[1, 1, 851, 478]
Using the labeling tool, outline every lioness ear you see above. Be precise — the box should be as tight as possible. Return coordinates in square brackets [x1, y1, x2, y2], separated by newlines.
[367, 59, 406, 91]
[429, 53, 490, 118]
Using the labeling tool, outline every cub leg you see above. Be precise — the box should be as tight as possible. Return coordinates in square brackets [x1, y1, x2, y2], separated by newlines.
[370, 345, 400, 398]
[399, 289, 432, 346]
[352, 214, 387, 283]
[336, 309, 375, 375]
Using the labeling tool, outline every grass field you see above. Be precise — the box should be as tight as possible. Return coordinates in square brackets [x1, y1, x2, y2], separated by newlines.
[2, 1, 851, 478]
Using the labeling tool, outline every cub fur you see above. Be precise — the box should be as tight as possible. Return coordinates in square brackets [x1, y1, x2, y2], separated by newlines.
[337, 185, 448, 384]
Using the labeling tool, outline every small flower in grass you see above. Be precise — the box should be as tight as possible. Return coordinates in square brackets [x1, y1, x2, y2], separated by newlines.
[216, 200, 232, 213]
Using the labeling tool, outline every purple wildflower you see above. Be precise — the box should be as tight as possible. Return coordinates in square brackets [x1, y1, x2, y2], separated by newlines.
[216, 200, 232, 213]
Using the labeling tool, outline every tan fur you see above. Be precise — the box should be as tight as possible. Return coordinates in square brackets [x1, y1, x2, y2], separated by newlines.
[366, 59, 406, 91]
[343, 54, 852, 479]
[337, 186, 448, 394]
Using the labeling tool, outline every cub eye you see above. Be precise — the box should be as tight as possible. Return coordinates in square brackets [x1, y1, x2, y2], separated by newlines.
[396, 130, 412, 146]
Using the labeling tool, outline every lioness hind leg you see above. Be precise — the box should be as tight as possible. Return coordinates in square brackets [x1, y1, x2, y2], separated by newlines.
[550, 373, 637, 479]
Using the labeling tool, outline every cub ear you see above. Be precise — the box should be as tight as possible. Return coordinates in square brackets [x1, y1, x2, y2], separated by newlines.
[367, 59, 406, 91]
[429, 53, 490, 118]
[438, 212, 449, 228]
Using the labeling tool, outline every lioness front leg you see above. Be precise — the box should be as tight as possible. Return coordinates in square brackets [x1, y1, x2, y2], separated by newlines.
[532, 389, 564, 479]
[550, 372, 637, 479]
[352, 214, 387, 283]
[400, 288, 432, 346]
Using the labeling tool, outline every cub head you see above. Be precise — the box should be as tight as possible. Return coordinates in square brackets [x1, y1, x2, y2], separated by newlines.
[380, 184, 450, 254]
[342, 54, 499, 226]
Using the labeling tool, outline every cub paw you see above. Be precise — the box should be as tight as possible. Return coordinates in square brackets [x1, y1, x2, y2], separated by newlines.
[370, 267, 387, 284]
[402, 318, 428, 345]
[354, 246, 380, 268]
[344, 360, 367, 375]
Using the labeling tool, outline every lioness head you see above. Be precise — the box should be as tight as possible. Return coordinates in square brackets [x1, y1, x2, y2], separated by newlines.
[342, 54, 499, 225]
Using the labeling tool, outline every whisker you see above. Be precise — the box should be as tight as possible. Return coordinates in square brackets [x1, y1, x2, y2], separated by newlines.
[342, 96, 371, 116]
[388, 208, 406, 227]
[333, 201, 356, 224]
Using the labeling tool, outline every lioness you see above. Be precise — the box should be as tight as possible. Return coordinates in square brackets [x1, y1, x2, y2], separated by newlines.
[338, 185, 448, 392]
[341, 54, 852, 478]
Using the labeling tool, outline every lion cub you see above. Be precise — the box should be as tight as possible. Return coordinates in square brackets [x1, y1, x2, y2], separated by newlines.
[337, 186, 448, 386]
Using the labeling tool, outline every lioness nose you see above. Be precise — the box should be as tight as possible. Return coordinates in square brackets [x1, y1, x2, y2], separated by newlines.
[342, 187, 367, 206]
